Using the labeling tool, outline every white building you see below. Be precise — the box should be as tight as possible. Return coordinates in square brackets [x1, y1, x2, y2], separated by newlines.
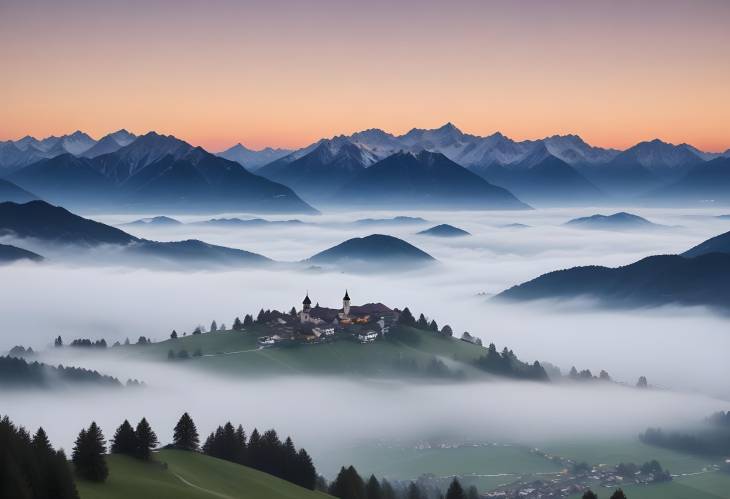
[358, 330, 378, 343]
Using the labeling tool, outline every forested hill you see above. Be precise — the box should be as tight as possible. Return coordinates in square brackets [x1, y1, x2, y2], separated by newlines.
[0, 356, 123, 389]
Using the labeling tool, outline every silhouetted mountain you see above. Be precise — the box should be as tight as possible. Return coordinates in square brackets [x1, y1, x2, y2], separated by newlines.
[9, 133, 317, 213]
[218, 143, 292, 170]
[0, 179, 38, 203]
[117, 147, 317, 213]
[471, 155, 605, 206]
[258, 137, 374, 201]
[127, 239, 271, 266]
[565, 212, 666, 231]
[418, 224, 470, 237]
[0, 200, 271, 266]
[648, 157, 730, 205]
[500, 223, 530, 229]
[124, 216, 182, 227]
[332, 151, 530, 210]
[683, 230, 730, 258]
[9, 153, 116, 204]
[496, 253, 730, 310]
[353, 216, 428, 226]
[0, 200, 136, 245]
[0, 243, 43, 264]
[307, 234, 435, 267]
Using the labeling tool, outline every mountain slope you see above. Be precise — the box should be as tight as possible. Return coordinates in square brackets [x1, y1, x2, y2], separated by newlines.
[564, 212, 665, 231]
[307, 234, 435, 267]
[471, 155, 605, 206]
[9, 154, 117, 204]
[257, 138, 372, 201]
[332, 151, 529, 210]
[82, 130, 137, 158]
[496, 253, 730, 310]
[648, 157, 730, 204]
[76, 450, 330, 499]
[119, 148, 317, 213]
[683, 230, 730, 257]
[127, 239, 272, 266]
[0, 243, 43, 263]
[0, 200, 136, 245]
[0, 178, 38, 203]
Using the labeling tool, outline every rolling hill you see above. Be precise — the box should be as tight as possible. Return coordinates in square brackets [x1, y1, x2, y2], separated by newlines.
[0, 243, 43, 263]
[495, 253, 730, 310]
[682, 229, 730, 257]
[417, 224, 470, 237]
[0, 201, 270, 267]
[331, 151, 530, 210]
[76, 450, 330, 499]
[307, 234, 435, 268]
[564, 212, 666, 231]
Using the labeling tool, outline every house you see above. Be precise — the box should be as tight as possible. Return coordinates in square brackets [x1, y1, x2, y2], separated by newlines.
[257, 336, 275, 347]
[357, 330, 378, 343]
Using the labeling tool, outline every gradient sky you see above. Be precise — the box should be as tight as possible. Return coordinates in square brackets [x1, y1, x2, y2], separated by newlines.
[1, 0, 729, 152]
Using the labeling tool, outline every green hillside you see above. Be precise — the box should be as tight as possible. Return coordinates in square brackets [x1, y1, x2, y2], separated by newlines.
[77, 449, 331, 499]
[116, 325, 494, 378]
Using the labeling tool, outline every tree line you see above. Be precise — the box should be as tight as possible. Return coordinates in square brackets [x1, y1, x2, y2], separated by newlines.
[327, 465, 479, 499]
[0, 415, 78, 499]
[201, 420, 317, 489]
[0, 356, 122, 389]
[473, 343, 548, 381]
[582, 489, 628, 499]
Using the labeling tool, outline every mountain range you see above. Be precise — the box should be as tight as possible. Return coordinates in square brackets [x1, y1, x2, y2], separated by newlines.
[3, 124, 730, 210]
[564, 212, 668, 231]
[4, 132, 317, 213]
[307, 234, 435, 268]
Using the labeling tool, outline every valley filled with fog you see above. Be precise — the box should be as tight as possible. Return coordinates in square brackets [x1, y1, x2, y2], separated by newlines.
[3, 205, 730, 475]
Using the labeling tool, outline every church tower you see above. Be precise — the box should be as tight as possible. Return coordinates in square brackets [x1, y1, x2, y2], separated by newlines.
[342, 290, 351, 317]
[300, 292, 312, 323]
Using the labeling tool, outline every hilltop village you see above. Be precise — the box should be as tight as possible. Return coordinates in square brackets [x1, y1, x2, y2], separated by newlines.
[257, 291, 397, 346]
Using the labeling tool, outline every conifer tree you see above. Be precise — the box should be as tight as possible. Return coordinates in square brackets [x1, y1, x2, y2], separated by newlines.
[72, 422, 108, 482]
[295, 448, 317, 490]
[210, 320, 218, 332]
[381, 479, 396, 499]
[111, 420, 137, 456]
[446, 478, 465, 499]
[243, 314, 254, 326]
[466, 485, 479, 499]
[365, 474, 383, 499]
[135, 418, 158, 460]
[429, 320, 438, 332]
[582, 491, 598, 499]
[610, 489, 627, 499]
[416, 313, 429, 329]
[440, 325, 453, 337]
[398, 307, 416, 327]
[329, 465, 365, 499]
[170, 330, 178, 339]
[172, 413, 199, 451]
[233, 317, 243, 331]
[407, 482, 422, 499]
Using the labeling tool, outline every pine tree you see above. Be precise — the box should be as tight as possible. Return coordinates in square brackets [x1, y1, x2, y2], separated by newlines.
[582, 491, 598, 499]
[170, 330, 178, 339]
[398, 308, 416, 327]
[610, 489, 627, 499]
[466, 485, 479, 499]
[135, 418, 158, 460]
[54, 335, 63, 347]
[111, 420, 138, 456]
[381, 479, 396, 499]
[210, 320, 218, 332]
[446, 478, 465, 499]
[429, 320, 438, 332]
[243, 314, 254, 326]
[365, 474, 382, 499]
[290, 307, 297, 316]
[234, 425, 247, 464]
[440, 325, 453, 337]
[72, 422, 108, 482]
[329, 465, 365, 499]
[407, 482, 422, 499]
[173, 413, 199, 451]
[295, 448, 317, 490]
[416, 313, 428, 329]
[233, 317, 243, 331]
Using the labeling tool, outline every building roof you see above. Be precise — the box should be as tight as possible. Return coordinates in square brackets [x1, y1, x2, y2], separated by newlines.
[343, 290, 350, 301]
[303, 293, 311, 305]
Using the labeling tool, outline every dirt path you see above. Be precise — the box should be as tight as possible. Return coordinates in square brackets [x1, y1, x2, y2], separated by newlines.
[172, 472, 236, 499]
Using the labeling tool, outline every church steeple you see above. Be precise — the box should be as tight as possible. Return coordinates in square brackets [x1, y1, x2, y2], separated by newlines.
[342, 289, 351, 317]
[343, 290, 350, 301]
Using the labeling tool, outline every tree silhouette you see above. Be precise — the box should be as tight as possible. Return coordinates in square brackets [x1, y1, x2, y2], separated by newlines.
[610, 489, 627, 499]
[172, 413, 199, 451]
[446, 478, 465, 499]
[111, 420, 138, 456]
[72, 422, 108, 482]
[135, 418, 158, 460]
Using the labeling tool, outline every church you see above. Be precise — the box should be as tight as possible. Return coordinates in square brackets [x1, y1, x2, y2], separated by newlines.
[300, 290, 352, 324]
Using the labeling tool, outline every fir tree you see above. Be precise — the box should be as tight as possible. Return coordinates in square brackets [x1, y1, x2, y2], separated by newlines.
[610, 489, 627, 499]
[72, 422, 108, 482]
[582, 491, 598, 499]
[233, 317, 243, 331]
[429, 320, 439, 332]
[243, 314, 254, 327]
[398, 308, 416, 327]
[416, 313, 429, 329]
[407, 482, 422, 499]
[295, 448, 317, 490]
[170, 330, 178, 339]
[446, 478, 465, 499]
[210, 320, 218, 332]
[329, 465, 365, 499]
[54, 335, 63, 347]
[172, 413, 199, 451]
[111, 420, 137, 456]
[135, 418, 158, 460]
[365, 474, 382, 499]
[440, 325, 453, 337]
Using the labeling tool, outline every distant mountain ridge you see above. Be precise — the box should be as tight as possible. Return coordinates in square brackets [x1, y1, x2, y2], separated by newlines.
[6, 133, 317, 214]
[217, 143, 292, 170]
[564, 212, 666, 231]
[307, 234, 435, 268]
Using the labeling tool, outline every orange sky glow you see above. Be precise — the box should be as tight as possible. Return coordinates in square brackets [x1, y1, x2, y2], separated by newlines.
[1, 0, 729, 152]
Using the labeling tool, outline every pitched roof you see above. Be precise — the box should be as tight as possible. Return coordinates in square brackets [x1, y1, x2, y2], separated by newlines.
[343, 290, 350, 301]
[302, 293, 311, 305]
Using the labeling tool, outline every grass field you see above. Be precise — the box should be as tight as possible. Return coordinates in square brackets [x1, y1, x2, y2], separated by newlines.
[115, 325, 490, 378]
[76, 449, 331, 499]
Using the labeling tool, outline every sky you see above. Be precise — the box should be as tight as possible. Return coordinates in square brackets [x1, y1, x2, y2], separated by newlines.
[1, 0, 729, 152]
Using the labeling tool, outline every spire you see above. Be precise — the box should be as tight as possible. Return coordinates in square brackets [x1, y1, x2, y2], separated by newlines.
[303, 292, 311, 306]
[343, 289, 350, 301]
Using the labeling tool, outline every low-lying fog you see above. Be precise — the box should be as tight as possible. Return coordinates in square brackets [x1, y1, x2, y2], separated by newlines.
[2, 207, 729, 461]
